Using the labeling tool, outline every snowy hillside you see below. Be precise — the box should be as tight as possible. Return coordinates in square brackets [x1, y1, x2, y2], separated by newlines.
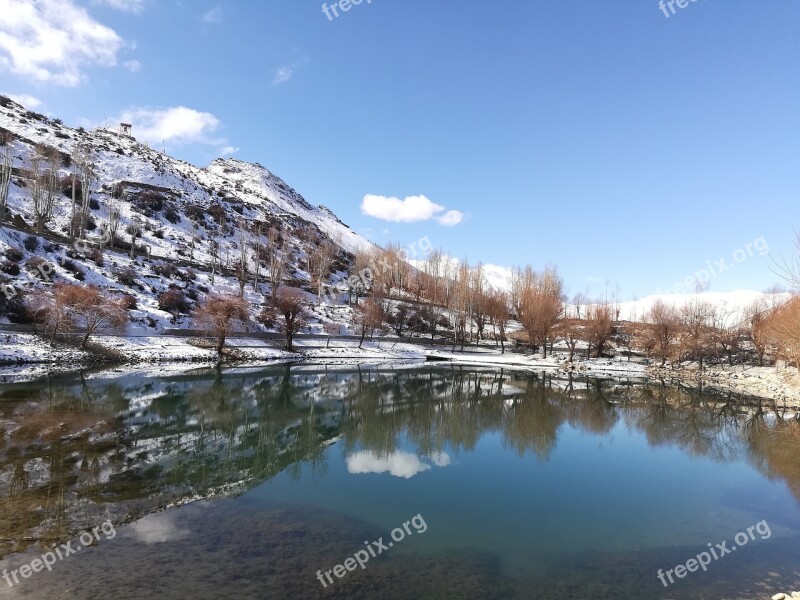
[0, 95, 375, 334]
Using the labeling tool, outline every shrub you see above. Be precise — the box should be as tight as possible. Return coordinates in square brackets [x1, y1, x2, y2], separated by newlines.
[89, 248, 104, 266]
[25, 256, 51, 275]
[113, 266, 138, 286]
[152, 262, 179, 278]
[158, 288, 190, 315]
[23, 236, 39, 252]
[62, 260, 85, 281]
[4, 247, 24, 262]
[184, 205, 204, 222]
[119, 294, 138, 310]
[134, 191, 165, 213]
[208, 203, 226, 223]
[89, 199, 100, 210]
[1, 261, 20, 276]
[163, 205, 181, 224]
[60, 174, 79, 198]
[4, 295, 32, 324]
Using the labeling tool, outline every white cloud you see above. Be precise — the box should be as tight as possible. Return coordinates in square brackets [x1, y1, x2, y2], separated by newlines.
[130, 513, 189, 544]
[218, 145, 239, 156]
[0, 0, 123, 86]
[361, 194, 464, 226]
[346, 450, 451, 479]
[436, 209, 464, 226]
[272, 65, 293, 85]
[201, 6, 222, 23]
[123, 59, 141, 72]
[347, 451, 431, 479]
[4, 92, 43, 109]
[94, 0, 145, 13]
[115, 105, 223, 148]
[428, 451, 451, 467]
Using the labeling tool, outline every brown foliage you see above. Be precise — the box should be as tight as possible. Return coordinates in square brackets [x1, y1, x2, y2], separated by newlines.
[193, 294, 250, 354]
[352, 297, 385, 348]
[29, 284, 127, 347]
[265, 287, 308, 351]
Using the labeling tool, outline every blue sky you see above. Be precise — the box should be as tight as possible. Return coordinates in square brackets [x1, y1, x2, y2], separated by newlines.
[0, 0, 798, 300]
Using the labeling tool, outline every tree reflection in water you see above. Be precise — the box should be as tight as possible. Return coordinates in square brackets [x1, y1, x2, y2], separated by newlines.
[0, 364, 798, 559]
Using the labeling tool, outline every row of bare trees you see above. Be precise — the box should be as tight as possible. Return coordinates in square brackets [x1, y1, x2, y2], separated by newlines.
[632, 295, 793, 369]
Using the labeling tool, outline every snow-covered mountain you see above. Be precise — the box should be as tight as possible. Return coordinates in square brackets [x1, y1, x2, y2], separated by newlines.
[0, 95, 374, 331]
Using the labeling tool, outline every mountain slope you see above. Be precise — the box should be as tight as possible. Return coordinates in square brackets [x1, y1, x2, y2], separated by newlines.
[0, 95, 373, 334]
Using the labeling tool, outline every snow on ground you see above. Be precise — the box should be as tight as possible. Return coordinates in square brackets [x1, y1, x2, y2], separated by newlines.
[651, 362, 800, 406]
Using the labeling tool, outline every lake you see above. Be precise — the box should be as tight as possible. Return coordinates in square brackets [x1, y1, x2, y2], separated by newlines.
[0, 364, 798, 599]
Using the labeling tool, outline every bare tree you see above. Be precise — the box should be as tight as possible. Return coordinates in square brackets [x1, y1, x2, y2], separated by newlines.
[471, 264, 489, 345]
[638, 299, 680, 367]
[29, 285, 75, 346]
[585, 303, 614, 358]
[128, 217, 144, 259]
[30, 284, 127, 347]
[71, 287, 128, 347]
[251, 222, 262, 292]
[347, 248, 372, 305]
[486, 290, 510, 353]
[680, 297, 714, 370]
[711, 303, 742, 367]
[518, 265, 564, 357]
[269, 287, 308, 351]
[237, 221, 249, 297]
[451, 260, 471, 351]
[193, 294, 250, 354]
[31, 145, 60, 234]
[0, 130, 12, 226]
[209, 224, 220, 285]
[71, 143, 95, 240]
[103, 197, 121, 250]
[267, 227, 287, 299]
[388, 302, 412, 337]
[765, 297, 800, 373]
[554, 318, 581, 361]
[352, 296, 385, 348]
[746, 298, 773, 366]
[309, 239, 335, 304]
[571, 292, 588, 320]
[323, 322, 341, 348]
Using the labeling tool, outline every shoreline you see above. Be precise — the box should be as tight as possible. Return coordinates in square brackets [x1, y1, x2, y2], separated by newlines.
[2, 332, 800, 406]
